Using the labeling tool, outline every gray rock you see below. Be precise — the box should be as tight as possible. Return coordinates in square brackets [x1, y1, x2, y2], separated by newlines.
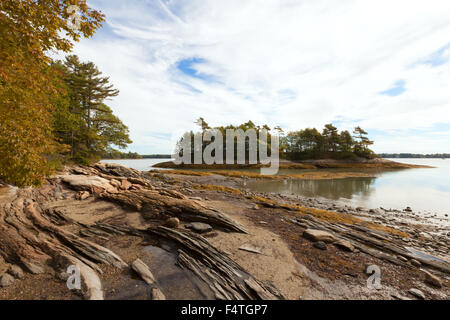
[408, 288, 425, 299]
[397, 256, 408, 263]
[185, 222, 213, 233]
[0, 273, 14, 287]
[8, 265, 24, 279]
[313, 241, 327, 250]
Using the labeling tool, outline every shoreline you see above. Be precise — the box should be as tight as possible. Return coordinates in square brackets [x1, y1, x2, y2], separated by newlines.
[153, 158, 433, 170]
[0, 163, 448, 300]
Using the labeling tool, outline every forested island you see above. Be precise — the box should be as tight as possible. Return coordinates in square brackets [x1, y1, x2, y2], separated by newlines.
[172, 117, 375, 163]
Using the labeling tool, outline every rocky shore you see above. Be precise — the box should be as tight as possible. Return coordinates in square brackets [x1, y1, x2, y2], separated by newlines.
[0, 163, 448, 300]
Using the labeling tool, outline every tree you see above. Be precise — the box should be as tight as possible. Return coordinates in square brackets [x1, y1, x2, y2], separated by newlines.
[338, 130, 354, 153]
[353, 126, 374, 156]
[55, 55, 131, 163]
[195, 117, 210, 132]
[322, 124, 339, 152]
[0, 0, 104, 186]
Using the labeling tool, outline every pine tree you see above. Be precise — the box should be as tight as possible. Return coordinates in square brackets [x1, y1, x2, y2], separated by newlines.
[56, 55, 131, 163]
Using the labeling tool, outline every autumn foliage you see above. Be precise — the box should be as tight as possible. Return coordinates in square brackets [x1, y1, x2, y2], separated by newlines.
[0, 1, 130, 186]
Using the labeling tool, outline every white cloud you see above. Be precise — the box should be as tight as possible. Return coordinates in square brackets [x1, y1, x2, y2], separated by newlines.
[67, 0, 450, 153]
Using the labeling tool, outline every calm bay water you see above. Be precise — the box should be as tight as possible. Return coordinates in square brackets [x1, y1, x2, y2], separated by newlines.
[244, 159, 450, 216]
[100, 158, 173, 171]
[101, 158, 450, 216]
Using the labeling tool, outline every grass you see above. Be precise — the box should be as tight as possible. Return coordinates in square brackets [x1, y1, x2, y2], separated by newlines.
[193, 184, 242, 194]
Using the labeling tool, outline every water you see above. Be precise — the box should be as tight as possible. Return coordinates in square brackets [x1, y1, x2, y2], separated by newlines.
[100, 158, 450, 217]
[100, 158, 172, 171]
[244, 159, 450, 217]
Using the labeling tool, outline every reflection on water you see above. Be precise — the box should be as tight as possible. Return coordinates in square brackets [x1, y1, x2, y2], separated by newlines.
[244, 177, 376, 201]
[243, 159, 450, 216]
[102, 158, 450, 217]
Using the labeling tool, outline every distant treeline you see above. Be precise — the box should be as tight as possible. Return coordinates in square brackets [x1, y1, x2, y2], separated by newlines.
[101, 150, 142, 159]
[142, 154, 173, 159]
[379, 153, 450, 159]
[101, 151, 173, 159]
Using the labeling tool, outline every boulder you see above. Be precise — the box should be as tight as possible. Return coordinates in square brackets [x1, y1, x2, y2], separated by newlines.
[303, 229, 336, 243]
[60, 175, 117, 193]
[0, 273, 14, 287]
[8, 265, 24, 279]
[185, 222, 213, 234]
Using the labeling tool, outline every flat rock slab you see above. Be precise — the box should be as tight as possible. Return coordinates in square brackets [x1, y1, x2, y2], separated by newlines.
[239, 245, 263, 255]
[185, 222, 213, 234]
[334, 239, 355, 252]
[303, 229, 337, 243]
[408, 288, 425, 299]
[59, 175, 117, 193]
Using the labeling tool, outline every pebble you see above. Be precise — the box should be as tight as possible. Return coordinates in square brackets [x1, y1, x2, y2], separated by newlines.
[185, 222, 213, 234]
[313, 241, 327, 250]
[164, 217, 180, 228]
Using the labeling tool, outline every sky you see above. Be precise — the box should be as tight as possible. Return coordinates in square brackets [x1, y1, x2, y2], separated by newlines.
[62, 0, 450, 154]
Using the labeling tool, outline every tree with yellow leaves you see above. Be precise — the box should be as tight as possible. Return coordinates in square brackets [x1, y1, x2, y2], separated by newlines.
[0, 1, 104, 186]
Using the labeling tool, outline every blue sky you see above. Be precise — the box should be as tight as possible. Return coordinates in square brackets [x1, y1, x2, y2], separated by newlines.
[67, 0, 450, 154]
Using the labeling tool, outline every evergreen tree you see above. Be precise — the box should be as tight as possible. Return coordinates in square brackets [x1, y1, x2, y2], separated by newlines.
[54, 55, 132, 163]
[353, 126, 374, 156]
[322, 124, 339, 152]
